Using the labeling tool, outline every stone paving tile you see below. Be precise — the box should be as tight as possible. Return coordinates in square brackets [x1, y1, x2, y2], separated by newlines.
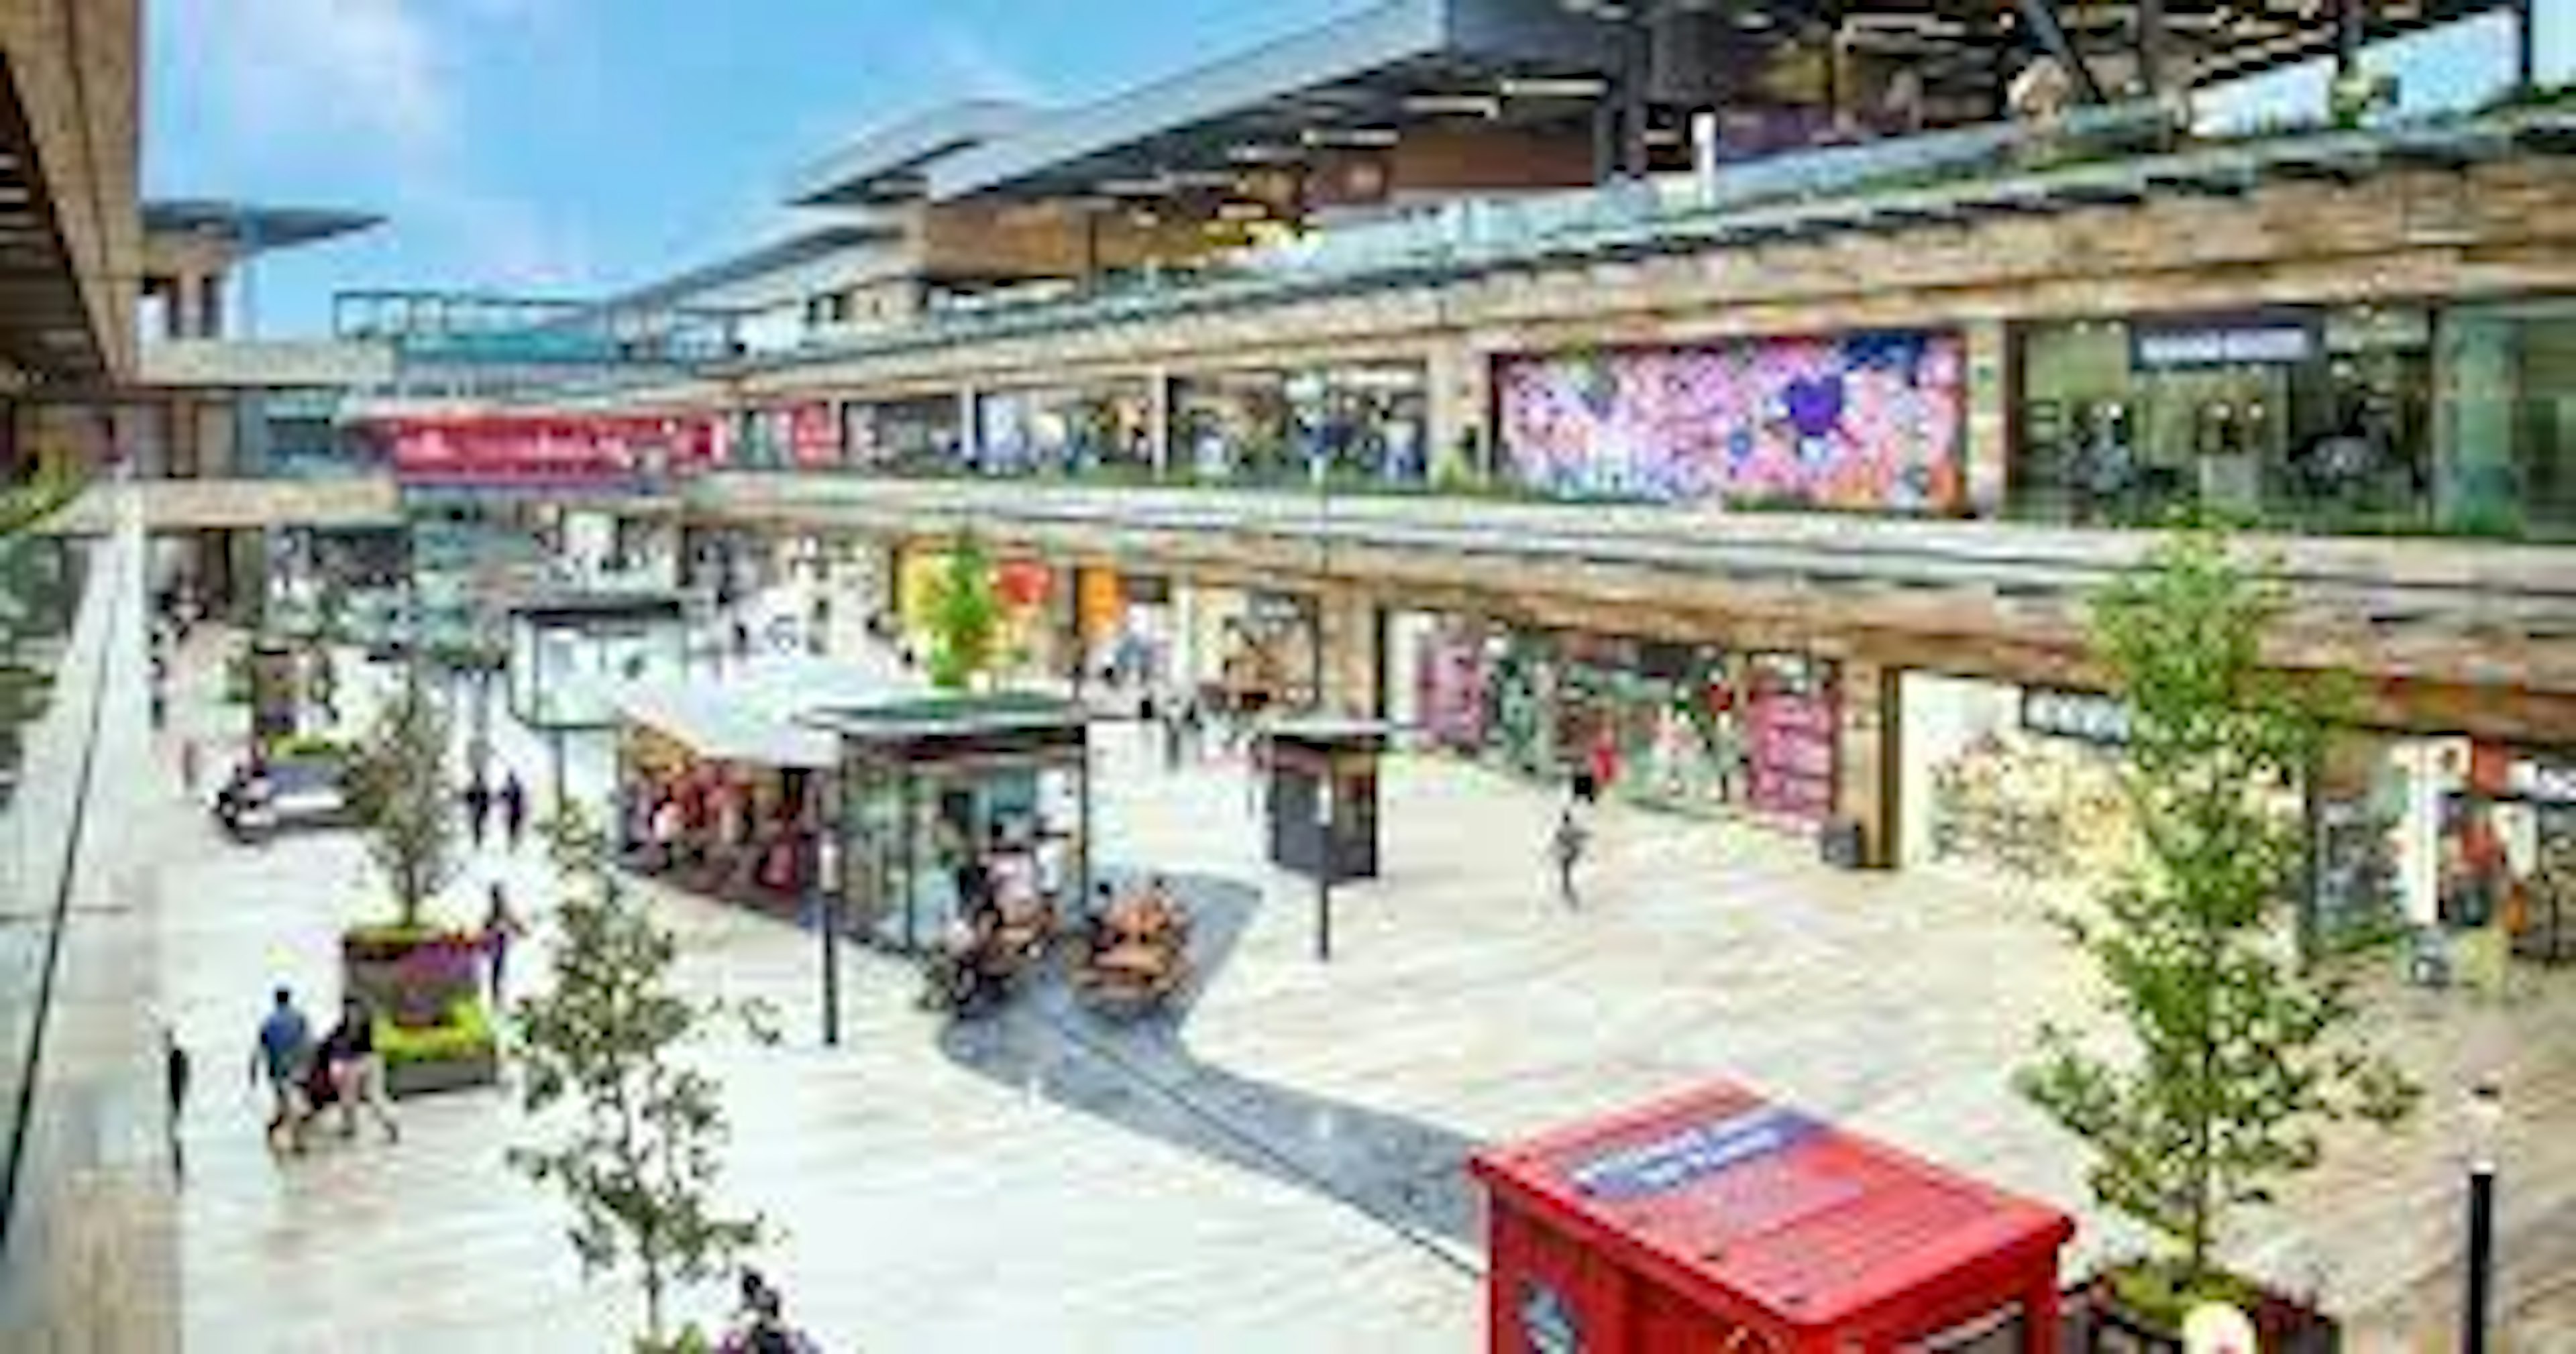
[142, 627, 2576, 1351]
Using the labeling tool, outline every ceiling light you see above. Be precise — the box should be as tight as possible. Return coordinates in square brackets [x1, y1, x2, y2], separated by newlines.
[1162, 169, 1239, 190]
[1095, 177, 1165, 196]
[1301, 126, 1400, 148]
[1216, 201, 1271, 222]
[1499, 76, 1608, 99]
[1403, 93, 1503, 117]
[1228, 144, 1303, 164]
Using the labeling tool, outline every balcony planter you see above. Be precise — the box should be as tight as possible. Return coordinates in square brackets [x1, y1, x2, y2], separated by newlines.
[341, 925, 499, 1098]
[2067, 1261, 2339, 1353]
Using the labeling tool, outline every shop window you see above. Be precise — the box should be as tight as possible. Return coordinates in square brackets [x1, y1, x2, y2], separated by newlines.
[2438, 302, 2576, 538]
[2012, 309, 2432, 532]
[975, 383, 1155, 479]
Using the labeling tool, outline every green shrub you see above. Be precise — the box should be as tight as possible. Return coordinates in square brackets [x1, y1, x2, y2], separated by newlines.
[376, 997, 496, 1067]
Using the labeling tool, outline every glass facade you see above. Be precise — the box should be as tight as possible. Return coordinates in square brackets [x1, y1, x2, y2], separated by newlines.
[2012, 307, 2434, 530]
[1171, 363, 1428, 487]
[973, 382, 1155, 479]
[2436, 300, 2576, 538]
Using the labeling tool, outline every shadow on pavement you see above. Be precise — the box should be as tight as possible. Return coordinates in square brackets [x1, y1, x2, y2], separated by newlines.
[932, 870, 1486, 1263]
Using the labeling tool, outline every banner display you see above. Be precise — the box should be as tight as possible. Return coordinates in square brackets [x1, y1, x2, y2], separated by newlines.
[368, 414, 724, 489]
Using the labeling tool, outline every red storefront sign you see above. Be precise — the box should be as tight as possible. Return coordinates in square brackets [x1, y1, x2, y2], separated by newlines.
[787, 403, 841, 467]
[370, 414, 723, 488]
[1747, 688, 1837, 823]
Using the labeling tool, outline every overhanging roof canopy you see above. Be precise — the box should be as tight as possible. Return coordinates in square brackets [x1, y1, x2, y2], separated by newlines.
[791, 99, 1039, 207]
[142, 199, 382, 257]
[926, 0, 1621, 203]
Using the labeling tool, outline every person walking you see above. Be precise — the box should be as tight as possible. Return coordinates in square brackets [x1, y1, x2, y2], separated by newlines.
[319, 996, 399, 1143]
[164, 1024, 191, 1181]
[462, 772, 492, 849]
[499, 771, 529, 851]
[179, 737, 201, 798]
[482, 882, 528, 1012]
[1551, 800, 1589, 912]
[248, 986, 313, 1153]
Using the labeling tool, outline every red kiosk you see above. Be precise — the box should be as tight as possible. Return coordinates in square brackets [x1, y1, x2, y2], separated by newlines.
[1471, 1082, 2073, 1354]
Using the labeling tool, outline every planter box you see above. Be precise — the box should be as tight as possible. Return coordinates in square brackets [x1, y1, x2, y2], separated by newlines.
[2065, 1274, 2340, 1353]
[384, 1046, 499, 1100]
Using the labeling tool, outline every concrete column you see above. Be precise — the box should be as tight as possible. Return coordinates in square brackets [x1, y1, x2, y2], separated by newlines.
[955, 387, 980, 471]
[1316, 582, 1380, 717]
[1964, 320, 2011, 518]
[1428, 338, 1491, 485]
[1832, 659, 1900, 870]
[1146, 368, 1173, 481]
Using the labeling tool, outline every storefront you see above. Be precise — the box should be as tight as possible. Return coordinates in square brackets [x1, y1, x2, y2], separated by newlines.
[735, 402, 843, 471]
[2436, 298, 2576, 537]
[1181, 585, 1320, 712]
[972, 380, 1154, 478]
[2013, 306, 2434, 528]
[2320, 735, 2576, 964]
[1171, 362, 1429, 486]
[1896, 674, 2137, 883]
[893, 546, 1066, 683]
[1495, 330, 1966, 510]
[1405, 616, 1840, 828]
[845, 394, 965, 475]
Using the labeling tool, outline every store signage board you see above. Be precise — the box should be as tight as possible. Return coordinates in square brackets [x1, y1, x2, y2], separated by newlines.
[1571, 1105, 1818, 1202]
[2510, 758, 2576, 804]
[2021, 687, 2133, 746]
[2131, 315, 2319, 370]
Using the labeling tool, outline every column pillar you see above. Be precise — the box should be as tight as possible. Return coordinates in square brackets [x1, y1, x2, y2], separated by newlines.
[1428, 338, 1492, 486]
[1964, 319, 2011, 518]
[1316, 582, 1380, 718]
[1831, 658, 1900, 870]
[955, 386, 981, 471]
[1147, 367, 1173, 481]
[2434, 310, 2521, 534]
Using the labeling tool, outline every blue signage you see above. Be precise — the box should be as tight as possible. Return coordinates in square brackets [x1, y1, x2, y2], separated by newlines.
[1570, 1106, 1817, 1202]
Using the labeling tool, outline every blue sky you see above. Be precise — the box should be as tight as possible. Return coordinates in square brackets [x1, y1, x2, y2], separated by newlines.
[147, 0, 1360, 335]
[150, 0, 2570, 339]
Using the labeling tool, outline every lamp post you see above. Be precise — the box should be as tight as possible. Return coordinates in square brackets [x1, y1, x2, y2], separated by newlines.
[2465, 1078, 2503, 1354]
[1313, 769, 1334, 964]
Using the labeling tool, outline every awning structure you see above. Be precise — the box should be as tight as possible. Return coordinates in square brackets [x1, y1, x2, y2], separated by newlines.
[616, 655, 923, 771]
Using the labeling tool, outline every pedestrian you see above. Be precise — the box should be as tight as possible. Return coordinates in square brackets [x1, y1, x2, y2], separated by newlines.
[164, 1023, 191, 1181]
[462, 772, 492, 848]
[248, 986, 312, 1153]
[179, 737, 201, 798]
[319, 995, 399, 1143]
[499, 771, 529, 851]
[482, 882, 528, 1011]
[1552, 801, 1589, 911]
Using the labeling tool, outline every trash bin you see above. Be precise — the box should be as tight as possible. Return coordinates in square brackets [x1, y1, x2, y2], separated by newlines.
[1819, 816, 1868, 870]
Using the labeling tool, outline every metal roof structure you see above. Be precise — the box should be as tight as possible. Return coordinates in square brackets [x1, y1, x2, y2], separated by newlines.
[925, 0, 1619, 203]
[790, 99, 1039, 207]
[912, 0, 2521, 207]
[610, 222, 900, 310]
[142, 199, 383, 256]
[0, 68, 105, 380]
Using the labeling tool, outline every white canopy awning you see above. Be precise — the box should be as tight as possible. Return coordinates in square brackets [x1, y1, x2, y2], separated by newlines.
[612, 654, 922, 771]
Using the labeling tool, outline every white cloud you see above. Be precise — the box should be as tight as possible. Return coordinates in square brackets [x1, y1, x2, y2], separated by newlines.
[165, 0, 596, 296]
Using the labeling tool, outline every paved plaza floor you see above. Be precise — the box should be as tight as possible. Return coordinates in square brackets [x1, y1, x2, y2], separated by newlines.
[142, 630, 2576, 1351]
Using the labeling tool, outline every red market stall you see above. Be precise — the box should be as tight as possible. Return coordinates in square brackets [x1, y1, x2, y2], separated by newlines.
[1471, 1082, 2073, 1354]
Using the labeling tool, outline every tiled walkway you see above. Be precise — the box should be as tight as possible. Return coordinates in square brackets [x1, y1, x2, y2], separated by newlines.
[148, 632, 2576, 1351]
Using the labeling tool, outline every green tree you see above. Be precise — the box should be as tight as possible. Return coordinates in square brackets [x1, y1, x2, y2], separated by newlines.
[924, 533, 1002, 691]
[343, 677, 460, 928]
[509, 811, 776, 1353]
[2017, 528, 2416, 1295]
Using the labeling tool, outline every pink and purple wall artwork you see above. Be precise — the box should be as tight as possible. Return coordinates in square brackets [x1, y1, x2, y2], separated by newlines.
[1494, 331, 1966, 511]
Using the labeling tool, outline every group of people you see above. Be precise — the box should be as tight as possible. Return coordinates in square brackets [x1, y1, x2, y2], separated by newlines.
[928, 824, 1063, 1013]
[460, 768, 532, 850]
[248, 986, 400, 1155]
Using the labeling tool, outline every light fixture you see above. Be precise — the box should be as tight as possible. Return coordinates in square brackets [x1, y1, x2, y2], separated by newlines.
[1162, 169, 1240, 190]
[1499, 76, 1608, 99]
[1228, 144, 1303, 164]
[1403, 93, 1503, 117]
[1095, 177, 1165, 196]
[1216, 201, 1271, 223]
[1301, 126, 1400, 148]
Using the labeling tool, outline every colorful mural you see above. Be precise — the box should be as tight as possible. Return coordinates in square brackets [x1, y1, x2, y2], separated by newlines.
[1495, 331, 1966, 511]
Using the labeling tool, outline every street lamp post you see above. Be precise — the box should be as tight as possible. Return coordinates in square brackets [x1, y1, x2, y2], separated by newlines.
[2465, 1079, 2503, 1354]
[1313, 771, 1334, 964]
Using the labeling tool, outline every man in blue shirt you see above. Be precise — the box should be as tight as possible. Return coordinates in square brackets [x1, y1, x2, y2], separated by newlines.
[248, 986, 311, 1151]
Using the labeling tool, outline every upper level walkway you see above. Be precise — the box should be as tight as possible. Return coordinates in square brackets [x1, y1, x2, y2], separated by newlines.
[40, 475, 401, 536]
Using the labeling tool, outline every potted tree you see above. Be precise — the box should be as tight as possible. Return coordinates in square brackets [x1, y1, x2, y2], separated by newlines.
[2018, 528, 2418, 1347]
[924, 533, 1004, 693]
[511, 811, 778, 1353]
[340, 676, 498, 1097]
